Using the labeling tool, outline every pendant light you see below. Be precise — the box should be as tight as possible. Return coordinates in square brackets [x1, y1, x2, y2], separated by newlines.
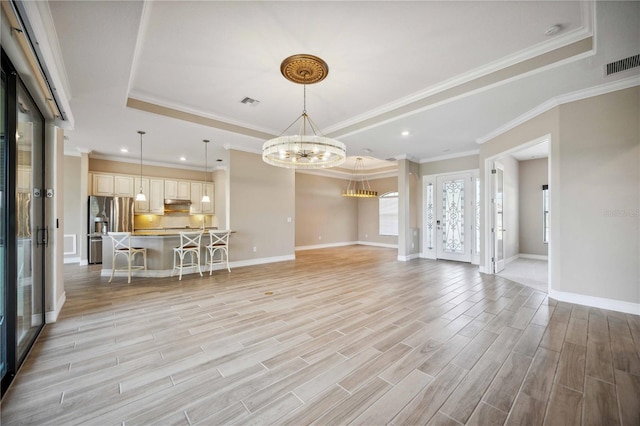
[135, 130, 146, 202]
[201, 139, 210, 203]
[262, 54, 346, 169]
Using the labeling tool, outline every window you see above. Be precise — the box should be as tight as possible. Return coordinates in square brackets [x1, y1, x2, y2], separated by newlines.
[379, 192, 398, 236]
[542, 184, 549, 243]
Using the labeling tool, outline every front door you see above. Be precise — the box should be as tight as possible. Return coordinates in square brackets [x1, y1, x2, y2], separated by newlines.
[436, 173, 472, 262]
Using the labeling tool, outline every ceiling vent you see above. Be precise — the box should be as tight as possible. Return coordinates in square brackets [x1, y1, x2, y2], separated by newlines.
[605, 54, 640, 76]
[240, 97, 260, 106]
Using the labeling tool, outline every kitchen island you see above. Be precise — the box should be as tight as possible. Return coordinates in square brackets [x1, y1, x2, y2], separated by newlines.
[101, 228, 228, 279]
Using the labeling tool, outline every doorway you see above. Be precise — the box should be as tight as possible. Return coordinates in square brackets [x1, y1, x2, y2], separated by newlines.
[423, 170, 479, 263]
[484, 136, 550, 292]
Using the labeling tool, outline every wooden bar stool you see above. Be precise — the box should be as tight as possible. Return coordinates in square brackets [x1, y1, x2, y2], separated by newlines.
[108, 232, 147, 284]
[206, 230, 231, 274]
[172, 231, 203, 280]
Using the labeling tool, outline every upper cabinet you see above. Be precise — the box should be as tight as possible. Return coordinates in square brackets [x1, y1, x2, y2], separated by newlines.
[134, 177, 165, 214]
[92, 173, 134, 197]
[189, 182, 215, 214]
[92, 173, 114, 196]
[90, 172, 211, 215]
[114, 175, 135, 197]
[165, 179, 190, 200]
[203, 183, 214, 214]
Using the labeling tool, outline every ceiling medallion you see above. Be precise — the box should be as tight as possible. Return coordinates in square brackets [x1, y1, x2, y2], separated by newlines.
[280, 54, 329, 85]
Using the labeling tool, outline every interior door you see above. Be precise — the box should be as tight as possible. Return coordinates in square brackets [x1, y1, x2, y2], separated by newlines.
[492, 161, 505, 273]
[436, 173, 472, 262]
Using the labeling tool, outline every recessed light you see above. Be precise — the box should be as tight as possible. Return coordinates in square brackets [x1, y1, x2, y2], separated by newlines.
[120, 148, 128, 153]
[401, 131, 410, 136]
[180, 156, 186, 161]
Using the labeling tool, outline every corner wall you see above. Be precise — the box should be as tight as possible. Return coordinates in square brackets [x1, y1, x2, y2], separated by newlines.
[480, 86, 639, 313]
[228, 150, 295, 264]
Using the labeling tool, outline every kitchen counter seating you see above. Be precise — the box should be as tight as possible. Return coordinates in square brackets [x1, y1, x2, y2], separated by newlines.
[101, 230, 231, 279]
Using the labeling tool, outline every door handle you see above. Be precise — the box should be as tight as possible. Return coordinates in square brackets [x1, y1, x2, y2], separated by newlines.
[36, 226, 49, 247]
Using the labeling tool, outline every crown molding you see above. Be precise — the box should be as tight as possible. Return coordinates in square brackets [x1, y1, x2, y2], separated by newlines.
[89, 153, 217, 172]
[476, 75, 640, 144]
[420, 149, 480, 164]
[325, 3, 594, 137]
[296, 167, 398, 181]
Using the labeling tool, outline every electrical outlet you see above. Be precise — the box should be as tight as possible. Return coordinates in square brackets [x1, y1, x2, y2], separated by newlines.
[318, 236, 322, 240]
[252, 246, 257, 252]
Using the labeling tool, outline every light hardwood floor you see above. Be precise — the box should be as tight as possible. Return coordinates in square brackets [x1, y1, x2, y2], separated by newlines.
[1, 246, 639, 425]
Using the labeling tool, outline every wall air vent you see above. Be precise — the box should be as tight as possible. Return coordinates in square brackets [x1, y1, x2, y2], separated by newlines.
[605, 54, 640, 76]
[240, 97, 260, 106]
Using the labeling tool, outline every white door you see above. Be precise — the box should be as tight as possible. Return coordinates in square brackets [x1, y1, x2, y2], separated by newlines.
[492, 162, 506, 273]
[436, 173, 472, 262]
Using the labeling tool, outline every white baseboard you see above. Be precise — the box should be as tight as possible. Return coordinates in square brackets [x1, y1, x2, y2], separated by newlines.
[506, 254, 519, 265]
[357, 241, 398, 249]
[397, 253, 420, 262]
[64, 256, 81, 264]
[549, 289, 640, 315]
[230, 255, 296, 268]
[295, 241, 357, 251]
[519, 253, 549, 261]
[46, 291, 66, 323]
[79, 259, 88, 266]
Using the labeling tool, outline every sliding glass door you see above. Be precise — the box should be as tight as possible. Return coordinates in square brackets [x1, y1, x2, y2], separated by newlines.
[0, 57, 7, 389]
[1, 51, 45, 396]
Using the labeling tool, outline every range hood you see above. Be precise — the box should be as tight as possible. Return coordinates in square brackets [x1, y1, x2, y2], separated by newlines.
[164, 199, 192, 206]
[164, 199, 192, 213]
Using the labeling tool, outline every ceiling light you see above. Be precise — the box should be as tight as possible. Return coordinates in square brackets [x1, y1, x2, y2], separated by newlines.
[262, 54, 346, 169]
[135, 131, 146, 202]
[401, 131, 410, 137]
[120, 148, 128, 153]
[343, 157, 378, 198]
[201, 139, 210, 203]
[180, 156, 186, 161]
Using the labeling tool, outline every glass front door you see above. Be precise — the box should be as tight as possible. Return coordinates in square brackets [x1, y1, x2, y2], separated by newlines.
[436, 173, 473, 262]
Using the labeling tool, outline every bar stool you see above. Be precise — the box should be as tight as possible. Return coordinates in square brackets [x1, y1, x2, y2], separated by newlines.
[205, 230, 231, 274]
[108, 232, 147, 284]
[172, 231, 203, 280]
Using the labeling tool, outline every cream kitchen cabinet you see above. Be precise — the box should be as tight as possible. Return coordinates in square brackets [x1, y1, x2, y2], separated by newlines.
[189, 182, 215, 214]
[134, 177, 165, 214]
[149, 179, 165, 214]
[164, 179, 190, 200]
[92, 173, 114, 196]
[92, 173, 134, 197]
[114, 175, 135, 197]
[190, 182, 203, 213]
[202, 183, 214, 214]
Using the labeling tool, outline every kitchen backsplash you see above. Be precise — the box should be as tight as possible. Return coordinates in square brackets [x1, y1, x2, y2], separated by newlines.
[134, 214, 217, 230]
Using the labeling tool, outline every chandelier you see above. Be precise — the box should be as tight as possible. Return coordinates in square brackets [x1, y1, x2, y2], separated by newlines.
[343, 157, 378, 198]
[262, 54, 346, 169]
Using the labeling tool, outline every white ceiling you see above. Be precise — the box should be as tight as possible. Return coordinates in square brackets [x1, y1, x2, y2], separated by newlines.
[46, 1, 639, 173]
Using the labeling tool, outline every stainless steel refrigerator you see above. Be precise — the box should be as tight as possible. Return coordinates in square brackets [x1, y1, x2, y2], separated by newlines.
[88, 196, 134, 264]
